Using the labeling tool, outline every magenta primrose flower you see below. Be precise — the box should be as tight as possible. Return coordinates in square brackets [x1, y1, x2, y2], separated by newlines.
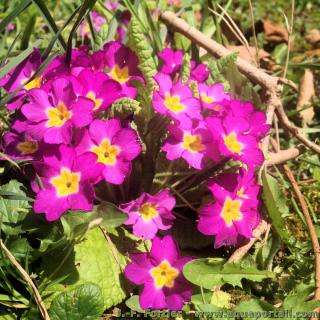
[2, 131, 42, 160]
[0, 49, 42, 110]
[190, 60, 209, 82]
[71, 68, 124, 113]
[153, 73, 201, 127]
[162, 121, 220, 169]
[124, 235, 192, 310]
[92, 41, 143, 98]
[198, 83, 230, 112]
[33, 145, 102, 221]
[75, 119, 141, 184]
[158, 48, 183, 75]
[206, 112, 264, 169]
[198, 169, 260, 248]
[122, 189, 176, 239]
[80, 11, 106, 37]
[21, 78, 93, 144]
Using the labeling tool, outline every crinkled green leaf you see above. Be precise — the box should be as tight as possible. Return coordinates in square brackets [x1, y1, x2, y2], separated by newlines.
[128, 17, 157, 107]
[94, 23, 108, 50]
[49, 283, 104, 320]
[183, 259, 274, 289]
[110, 98, 141, 119]
[262, 171, 296, 247]
[181, 53, 191, 84]
[42, 228, 126, 309]
[0, 180, 31, 235]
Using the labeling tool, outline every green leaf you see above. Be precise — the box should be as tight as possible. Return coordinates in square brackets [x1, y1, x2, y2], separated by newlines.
[42, 228, 126, 309]
[0, 180, 31, 235]
[125, 295, 144, 313]
[210, 290, 231, 308]
[262, 171, 296, 247]
[183, 259, 274, 289]
[95, 202, 128, 229]
[49, 283, 104, 320]
[235, 299, 274, 320]
[95, 23, 108, 49]
[0, 0, 31, 33]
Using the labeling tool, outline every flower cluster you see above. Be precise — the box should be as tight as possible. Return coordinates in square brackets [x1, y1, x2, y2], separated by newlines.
[0, 41, 143, 221]
[153, 48, 270, 248]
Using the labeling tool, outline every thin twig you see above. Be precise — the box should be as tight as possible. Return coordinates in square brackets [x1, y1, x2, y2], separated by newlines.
[282, 0, 295, 79]
[227, 220, 269, 263]
[248, 0, 260, 67]
[266, 146, 306, 166]
[159, 11, 320, 156]
[0, 240, 50, 320]
[270, 138, 320, 301]
[99, 226, 123, 272]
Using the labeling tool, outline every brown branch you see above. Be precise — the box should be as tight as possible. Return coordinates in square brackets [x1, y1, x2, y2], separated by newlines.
[266, 145, 306, 166]
[227, 220, 269, 263]
[0, 240, 50, 320]
[160, 11, 320, 155]
[270, 138, 320, 301]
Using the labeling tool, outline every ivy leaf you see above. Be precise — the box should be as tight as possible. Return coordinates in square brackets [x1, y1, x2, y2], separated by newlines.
[183, 259, 274, 289]
[262, 171, 296, 247]
[0, 180, 31, 235]
[49, 283, 104, 320]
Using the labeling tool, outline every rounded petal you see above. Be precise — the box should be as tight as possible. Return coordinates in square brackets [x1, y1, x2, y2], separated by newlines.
[150, 235, 179, 264]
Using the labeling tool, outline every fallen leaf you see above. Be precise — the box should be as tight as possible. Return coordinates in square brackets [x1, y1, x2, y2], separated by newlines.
[262, 20, 289, 43]
[306, 29, 320, 48]
[227, 45, 275, 70]
[297, 69, 315, 126]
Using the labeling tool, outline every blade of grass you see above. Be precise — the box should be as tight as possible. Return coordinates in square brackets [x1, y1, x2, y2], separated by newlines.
[32, 0, 67, 50]
[0, 40, 40, 79]
[20, 13, 37, 50]
[66, 0, 98, 65]
[0, 152, 21, 170]
[42, 5, 81, 59]
[0, 0, 32, 33]
[0, 31, 22, 68]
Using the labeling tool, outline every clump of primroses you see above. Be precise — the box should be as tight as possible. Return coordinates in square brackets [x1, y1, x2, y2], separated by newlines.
[0, 40, 269, 311]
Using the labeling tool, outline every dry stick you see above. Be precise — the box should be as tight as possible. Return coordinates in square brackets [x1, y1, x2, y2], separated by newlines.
[266, 145, 306, 166]
[248, 0, 260, 67]
[227, 220, 269, 263]
[160, 11, 320, 156]
[270, 138, 320, 301]
[0, 240, 50, 320]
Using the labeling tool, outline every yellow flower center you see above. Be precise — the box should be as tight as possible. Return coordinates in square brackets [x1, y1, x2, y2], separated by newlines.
[223, 133, 244, 155]
[164, 93, 185, 113]
[221, 196, 242, 226]
[82, 22, 90, 35]
[46, 101, 72, 128]
[91, 139, 120, 165]
[150, 260, 179, 289]
[201, 93, 214, 104]
[138, 203, 158, 222]
[236, 187, 248, 199]
[51, 168, 80, 197]
[182, 133, 205, 153]
[86, 91, 103, 111]
[23, 76, 42, 91]
[109, 65, 130, 84]
[16, 141, 38, 155]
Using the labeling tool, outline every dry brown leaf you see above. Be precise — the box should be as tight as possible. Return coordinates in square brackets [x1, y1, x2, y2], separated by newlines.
[306, 29, 320, 48]
[297, 69, 315, 126]
[262, 20, 289, 43]
[227, 45, 275, 70]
